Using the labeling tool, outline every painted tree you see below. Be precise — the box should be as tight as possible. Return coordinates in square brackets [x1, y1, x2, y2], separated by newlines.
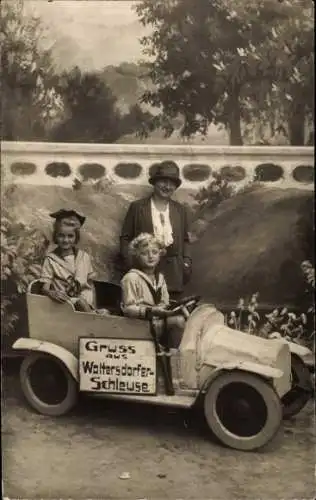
[135, 0, 314, 145]
[51, 67, 122, 143]
[1, 0, 63, 140]
[240, 0, 314, 145]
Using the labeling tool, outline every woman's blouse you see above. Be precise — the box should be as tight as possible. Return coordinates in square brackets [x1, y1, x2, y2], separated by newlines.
[150, 199, 174, 247]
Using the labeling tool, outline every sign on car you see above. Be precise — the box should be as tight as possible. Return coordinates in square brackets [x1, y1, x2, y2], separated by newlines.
[79, 338, 157, 395]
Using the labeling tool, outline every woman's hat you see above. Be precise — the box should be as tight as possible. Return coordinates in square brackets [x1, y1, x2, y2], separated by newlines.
[149, 161, 182, 188]
[49, 209, 86, 226]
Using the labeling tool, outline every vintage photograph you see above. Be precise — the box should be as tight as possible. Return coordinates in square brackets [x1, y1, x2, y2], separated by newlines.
[1, 0, 315, 498]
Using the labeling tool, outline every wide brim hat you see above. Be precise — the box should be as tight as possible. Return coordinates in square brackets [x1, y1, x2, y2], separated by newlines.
[149, 160, 182, 188]
[49, 209, 86, 226]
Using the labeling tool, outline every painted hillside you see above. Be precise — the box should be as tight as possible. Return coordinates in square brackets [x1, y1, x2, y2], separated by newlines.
[5, 182, 313, 308]
[186, 186, 314, 308]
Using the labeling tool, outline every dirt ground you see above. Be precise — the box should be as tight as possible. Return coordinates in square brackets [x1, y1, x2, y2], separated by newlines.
[2, 372, 315, 500]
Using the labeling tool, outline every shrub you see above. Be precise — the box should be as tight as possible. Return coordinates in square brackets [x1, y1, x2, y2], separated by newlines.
[72, 172, 113, 193]
[1, 209, 47, 336]
[226, 261, 315, 349]
[72, 177, 83, 191]
[92, 176, 114, 194]
[193, 171, 234, 211]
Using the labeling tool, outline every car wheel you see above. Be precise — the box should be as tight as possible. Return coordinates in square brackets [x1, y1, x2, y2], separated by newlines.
[282, 354, 312, 419]
[20, 352, 78, 416]
[203, 370, 282, 451]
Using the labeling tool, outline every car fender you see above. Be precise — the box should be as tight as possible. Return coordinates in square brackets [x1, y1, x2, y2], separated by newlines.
[200, 361, 283, 394]
[288, 342, 314, 368]
[269, 333, 314, 368]
[12, 338, 79, 382]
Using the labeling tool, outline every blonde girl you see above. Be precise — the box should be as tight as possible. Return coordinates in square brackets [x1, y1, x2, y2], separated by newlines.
[121, 233, 185, 348]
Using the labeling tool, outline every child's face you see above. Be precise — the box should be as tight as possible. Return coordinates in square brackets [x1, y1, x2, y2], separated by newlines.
[138, 243, 161, 271]
[55, 227, 76, 251]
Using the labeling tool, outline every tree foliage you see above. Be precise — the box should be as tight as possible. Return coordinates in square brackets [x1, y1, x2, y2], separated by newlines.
[1, 0, 63, 140]
[51, 67, 122, 143]
[135, 0, 314, 145]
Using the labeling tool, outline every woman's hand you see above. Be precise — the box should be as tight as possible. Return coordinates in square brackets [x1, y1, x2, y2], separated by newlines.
[183, 257, 192, 284]
[48, 290, 68, 303]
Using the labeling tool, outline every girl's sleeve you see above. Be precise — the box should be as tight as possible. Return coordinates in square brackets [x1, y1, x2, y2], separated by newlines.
[41, 257, 54, 286]
[78, 253, 96, 289]
[86, 254, 96, 281]
[121, 275, 146, 319]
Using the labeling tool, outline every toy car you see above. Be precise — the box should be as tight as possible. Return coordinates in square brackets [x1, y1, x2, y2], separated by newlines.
[12, 280, 312, 452]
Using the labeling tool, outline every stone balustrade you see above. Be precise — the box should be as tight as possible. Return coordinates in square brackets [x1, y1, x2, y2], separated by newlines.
[1, 141, 314, 190]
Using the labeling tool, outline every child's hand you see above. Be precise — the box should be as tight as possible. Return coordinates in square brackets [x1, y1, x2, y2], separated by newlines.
[48, 290, 68, 303]
[150, 306, 168, 318]
[66, 277, 81, 297]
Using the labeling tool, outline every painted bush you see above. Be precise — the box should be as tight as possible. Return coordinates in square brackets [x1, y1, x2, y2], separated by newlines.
[114, 162, 142, 179]
[78, 163, 106, 181]
[182, 164, 211, 182]
[254, 163, 283, 182]
[292, 165, 314, 183]
[10, 162, 36, 176]
[220, 165, 246, 182]
[45, 162, 71, 178]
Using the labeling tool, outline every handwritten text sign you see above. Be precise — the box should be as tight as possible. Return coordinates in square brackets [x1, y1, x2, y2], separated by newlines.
[79, 338, 156, 394]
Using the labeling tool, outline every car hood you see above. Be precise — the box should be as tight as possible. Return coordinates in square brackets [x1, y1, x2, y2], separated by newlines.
[179, 304, 290, 389]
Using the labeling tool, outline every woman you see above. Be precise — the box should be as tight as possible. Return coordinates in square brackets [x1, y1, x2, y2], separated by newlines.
[120, 161, 192, 299]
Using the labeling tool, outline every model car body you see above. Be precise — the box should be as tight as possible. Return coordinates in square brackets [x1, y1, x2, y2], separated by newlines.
[13, 280, 313, 451]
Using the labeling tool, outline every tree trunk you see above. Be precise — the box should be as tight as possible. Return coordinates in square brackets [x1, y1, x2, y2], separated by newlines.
[289, 102, 305, 146]
[228, 93, 243, 145]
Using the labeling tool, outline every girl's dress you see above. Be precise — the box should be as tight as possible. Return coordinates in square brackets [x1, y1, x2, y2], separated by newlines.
[41, 248, 95, 308]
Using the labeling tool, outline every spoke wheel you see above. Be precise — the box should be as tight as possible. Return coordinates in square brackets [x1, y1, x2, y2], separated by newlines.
[20, 352, 78, 416]
[204, 371, 282, 451]
[282, 354, 312, 419]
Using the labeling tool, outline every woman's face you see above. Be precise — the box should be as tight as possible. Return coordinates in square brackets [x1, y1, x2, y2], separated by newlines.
[55, 227, 76, 251]
[138, 243, 161, 270]
[153, 178, 177, 200]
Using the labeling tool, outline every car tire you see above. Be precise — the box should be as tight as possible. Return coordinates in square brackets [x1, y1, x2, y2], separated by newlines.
[203, 370, 282, 451]
[20, 352, 78, 416]
[282, 354, 312, 419]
